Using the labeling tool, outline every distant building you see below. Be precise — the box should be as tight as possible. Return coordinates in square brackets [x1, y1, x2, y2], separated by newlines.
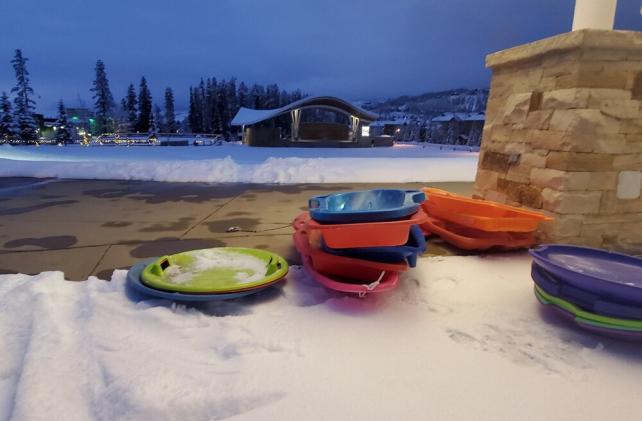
[430, 112, 485, 145]
[231, 96, 392, 147]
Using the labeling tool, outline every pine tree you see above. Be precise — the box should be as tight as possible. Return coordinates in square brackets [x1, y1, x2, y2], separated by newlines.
[237, 82, 249, 108]
[153, 104, 163, 133]
[137, 77, 152, 132]
[124, 83, 137, 129]
[90, 59, 115, 134]
[164, 87, 176, 133]
[148, 106, 159, 135]
[203, 78, 214, 133]
[216, 81, 228, 134]
[188, 86, 203, 133]
[264, 84, 280, 109]
[10, 49, 37, 142]
[55, 100, 72, 144]
[250, 84, 264, 109]
[0, 92, 13, 140]
[226, 78, 238, 120]
[279, 90, 290, 107]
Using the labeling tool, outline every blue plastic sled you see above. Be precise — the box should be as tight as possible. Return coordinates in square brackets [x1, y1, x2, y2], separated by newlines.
[309, 189, 425, 223]
[531, 262, 642, 320]
[126, 259, 280, 302]
[322, 224, 426, 267]
[529, 244, 642, 304]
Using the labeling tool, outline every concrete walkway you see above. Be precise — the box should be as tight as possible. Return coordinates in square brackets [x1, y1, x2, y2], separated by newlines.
[0, 178, 473, 280]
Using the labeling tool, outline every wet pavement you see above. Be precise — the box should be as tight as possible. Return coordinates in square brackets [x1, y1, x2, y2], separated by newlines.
[0, 178, 474, 280]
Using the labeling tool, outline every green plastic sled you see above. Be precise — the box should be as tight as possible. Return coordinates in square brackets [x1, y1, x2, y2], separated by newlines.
[535, 285, 642, 331]
[141, 247, 288, 294]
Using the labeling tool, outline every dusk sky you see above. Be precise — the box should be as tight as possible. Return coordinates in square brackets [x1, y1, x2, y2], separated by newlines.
[1, 0, 641, 114]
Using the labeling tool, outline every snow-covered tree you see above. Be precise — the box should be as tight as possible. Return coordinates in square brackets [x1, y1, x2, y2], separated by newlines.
[148, 106, 159, 135]
[90, 59, 115, 134]
[124, 83, 137, 129]
[137, 77, 152, 132]
[153, 104, 163, 133]
[11, 49, 37, 142]
[55, 100, 72, 144]
[0, 92, 13, 140]
[164, 87, 176, 133]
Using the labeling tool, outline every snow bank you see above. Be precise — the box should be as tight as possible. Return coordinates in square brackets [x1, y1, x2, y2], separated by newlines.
[1, 255, 641, 420]
[0, 144, 478, 183]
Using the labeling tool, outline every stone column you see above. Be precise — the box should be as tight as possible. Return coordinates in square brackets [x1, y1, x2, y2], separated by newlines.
[474, 29, 642, 253]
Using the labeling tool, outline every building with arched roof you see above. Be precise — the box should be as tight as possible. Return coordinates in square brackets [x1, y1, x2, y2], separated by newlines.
[231, 96, 392, 147]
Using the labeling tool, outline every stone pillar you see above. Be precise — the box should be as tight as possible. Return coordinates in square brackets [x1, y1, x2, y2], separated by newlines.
[474, 29, 642, 253]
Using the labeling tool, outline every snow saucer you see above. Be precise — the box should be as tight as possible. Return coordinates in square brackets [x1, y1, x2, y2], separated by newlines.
[140, 247, 288, 294]
[529, 244, 642, 304]
[127, 259, 280, 302]
[308, 189, 425, 223]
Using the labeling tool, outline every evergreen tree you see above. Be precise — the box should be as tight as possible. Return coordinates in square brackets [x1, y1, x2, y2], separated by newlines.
[250, 84, 264, 109]
[124, 83, 137, 129]
[279, 90, 290, 107]
[226, 78, 238, 119]
[0, 92, 13, 140]
[203, 78, 214, 133]
[164, 87, 176, 133]
[136, 77, 152, 132]
[90, 59, 115, 134]
[153, 104, 163, 133]
[237, 82, 249, 108]
[216, 81, 228, 134]
[55, 100, 72, 144]
[291, 89, 304, 102]
[188, 86, 203, 133]
[148, 106, 159, 135]
[264, 84, 280, 109]
[10, 49, 37, 141]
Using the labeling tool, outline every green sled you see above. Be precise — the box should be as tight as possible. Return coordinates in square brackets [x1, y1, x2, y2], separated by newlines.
[535, 285, 642, 331]
[141, 247, 288, 294]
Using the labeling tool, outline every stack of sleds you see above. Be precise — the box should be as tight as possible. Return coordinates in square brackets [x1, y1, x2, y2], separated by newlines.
[530, 244, 642, 340]
[419, 188, 551, 251]
[293, 189, 428, 296]
[126, 247, 288, 302]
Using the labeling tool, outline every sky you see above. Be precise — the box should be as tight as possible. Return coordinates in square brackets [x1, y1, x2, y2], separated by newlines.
[1, 0, 641, 115]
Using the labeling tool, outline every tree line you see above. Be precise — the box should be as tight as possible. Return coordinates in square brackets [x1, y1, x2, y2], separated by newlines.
[0, 49, 305, 143]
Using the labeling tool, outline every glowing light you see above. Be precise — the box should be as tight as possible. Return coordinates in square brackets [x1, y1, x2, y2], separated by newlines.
[361, 125, 370, 137]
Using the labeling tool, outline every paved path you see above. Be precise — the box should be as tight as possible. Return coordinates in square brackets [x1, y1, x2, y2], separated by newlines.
[0, 178, 474, 280]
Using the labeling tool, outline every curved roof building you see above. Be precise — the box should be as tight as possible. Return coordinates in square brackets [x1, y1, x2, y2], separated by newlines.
[231, 96, 388, 147]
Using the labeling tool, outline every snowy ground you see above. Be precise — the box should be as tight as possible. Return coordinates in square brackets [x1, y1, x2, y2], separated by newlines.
[1, 254, 641, 421]
[0, 143, 478, 184]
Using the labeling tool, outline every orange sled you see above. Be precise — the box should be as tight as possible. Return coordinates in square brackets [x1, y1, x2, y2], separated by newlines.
[301, 209, 428, 249]
[420, 216, 536, 251]
[421, 188, 551, 233]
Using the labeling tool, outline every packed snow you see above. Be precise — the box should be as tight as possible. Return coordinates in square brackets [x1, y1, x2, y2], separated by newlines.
[0, 143, 478, 184]
[1, 254, 641, 420]
[164, 249, 269, 285]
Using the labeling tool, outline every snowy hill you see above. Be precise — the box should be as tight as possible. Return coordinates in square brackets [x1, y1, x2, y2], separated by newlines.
[363, 88, 489, 120]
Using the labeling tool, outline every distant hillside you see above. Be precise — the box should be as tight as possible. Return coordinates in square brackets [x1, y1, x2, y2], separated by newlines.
[362, 88, 489, 120]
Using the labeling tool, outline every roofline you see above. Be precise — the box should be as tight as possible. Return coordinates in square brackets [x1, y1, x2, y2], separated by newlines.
[231, 95, 379, 126]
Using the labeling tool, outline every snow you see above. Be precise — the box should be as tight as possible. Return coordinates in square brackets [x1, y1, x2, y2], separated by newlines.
[1, 254, 641, 420]
[0, 144, 478, 184]
[165, 249, 268, 285]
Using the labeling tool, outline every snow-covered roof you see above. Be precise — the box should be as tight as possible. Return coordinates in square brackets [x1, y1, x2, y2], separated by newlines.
[431, 113, 457, 122]
[231, 96, 378, 126]
[432, 112, 485, 122]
